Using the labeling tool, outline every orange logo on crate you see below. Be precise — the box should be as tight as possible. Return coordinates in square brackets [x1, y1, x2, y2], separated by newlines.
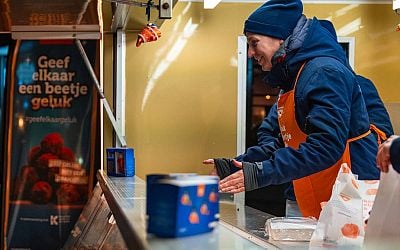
[200, 204, 209, 215]
[197, 184, 205, 197]
[208, 191, 218, 202]
[180, 192, 191, 206]
[189, 211, 200, 224]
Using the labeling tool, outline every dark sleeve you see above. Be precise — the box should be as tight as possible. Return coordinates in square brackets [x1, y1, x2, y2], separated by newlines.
[242, 162, 260, 191]
[235, 103, 284, 162]
[249, 64, 355, 186]
[357, 75, 394, 138]
[213, 158, 236, 179]
[390, 137, 400, 173]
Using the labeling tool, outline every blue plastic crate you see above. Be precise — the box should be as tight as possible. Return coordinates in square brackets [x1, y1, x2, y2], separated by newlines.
[146, 174, 219, 237]
[106, 147, 135, 177]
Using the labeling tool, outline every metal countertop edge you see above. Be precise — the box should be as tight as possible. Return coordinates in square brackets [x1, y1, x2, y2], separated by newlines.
[97, 171, 148, 250]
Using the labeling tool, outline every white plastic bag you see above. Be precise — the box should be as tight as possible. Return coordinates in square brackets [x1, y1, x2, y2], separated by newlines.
[364, 165, 400, 249]
[310, 163, 379, 248]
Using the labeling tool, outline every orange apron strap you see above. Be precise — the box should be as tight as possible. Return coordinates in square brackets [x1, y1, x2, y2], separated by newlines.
[348, 130, 371, 143]
[347, 124, 387, 145]
[369, 124, 387, 145]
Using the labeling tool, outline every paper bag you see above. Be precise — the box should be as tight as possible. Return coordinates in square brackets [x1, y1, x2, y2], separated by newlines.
[310, 163, 379, 248]
[364, 166, 400, 249]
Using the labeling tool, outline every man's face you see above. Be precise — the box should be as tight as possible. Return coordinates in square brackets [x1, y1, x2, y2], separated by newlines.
[246, 33, 283, 71]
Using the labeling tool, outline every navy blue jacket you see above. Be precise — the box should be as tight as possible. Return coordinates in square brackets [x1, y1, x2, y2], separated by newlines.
[237, 75, 393, 164]
[356, 75, 393, 139]
[238, 17, 392, 199]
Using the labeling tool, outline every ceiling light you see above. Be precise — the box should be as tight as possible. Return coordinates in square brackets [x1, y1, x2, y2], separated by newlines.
[204, 0, 221, 9]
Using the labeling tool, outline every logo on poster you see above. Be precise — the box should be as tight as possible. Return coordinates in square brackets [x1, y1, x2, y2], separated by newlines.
[50, 215, 59, 226]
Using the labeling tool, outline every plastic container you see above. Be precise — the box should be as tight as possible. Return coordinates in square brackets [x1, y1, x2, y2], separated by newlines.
[265, 217, 317, 241]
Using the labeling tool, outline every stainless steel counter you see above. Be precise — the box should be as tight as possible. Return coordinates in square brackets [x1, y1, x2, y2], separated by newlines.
[96, 171, 312, 250]
[219, 202, 311, 250]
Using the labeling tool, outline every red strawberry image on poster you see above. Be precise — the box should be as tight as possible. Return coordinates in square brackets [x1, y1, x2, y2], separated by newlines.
[28, 145, 41, 166]
[40, 132, 64, 156]
[56, 183, 81, 204]
[36, 153, 58, 181]
[19, 166, 39, 186]
[37, 153, 58, 170]
[13, 132, 85, 205]
[30, 181, 53, 204]
[13, 166, 39, 199]
[60, 146, 75, 162]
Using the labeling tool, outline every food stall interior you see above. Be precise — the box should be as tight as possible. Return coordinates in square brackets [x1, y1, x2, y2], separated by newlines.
[1, 1, 400, 249]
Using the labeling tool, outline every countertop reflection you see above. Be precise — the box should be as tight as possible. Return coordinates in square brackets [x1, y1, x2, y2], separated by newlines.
[97, 171, 312, 250]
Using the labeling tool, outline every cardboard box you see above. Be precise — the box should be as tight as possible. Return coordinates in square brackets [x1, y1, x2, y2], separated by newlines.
[146, 174, 219, 237]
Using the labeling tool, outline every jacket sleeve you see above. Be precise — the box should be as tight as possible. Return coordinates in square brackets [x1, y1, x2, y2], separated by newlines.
[235, 103, 284, 162]
[244, 64, 355, 188]
[356, 75, 394, 138]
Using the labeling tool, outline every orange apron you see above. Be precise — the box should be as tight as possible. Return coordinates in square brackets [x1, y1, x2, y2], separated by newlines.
[370, 123, 387, 145]
[277, 63, 383, 218]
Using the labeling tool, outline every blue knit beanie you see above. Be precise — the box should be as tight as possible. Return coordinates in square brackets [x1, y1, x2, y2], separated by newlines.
[244, 0, 303, 40]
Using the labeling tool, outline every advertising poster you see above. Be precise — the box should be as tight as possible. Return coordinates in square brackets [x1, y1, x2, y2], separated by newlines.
[3, 39, 98, 249]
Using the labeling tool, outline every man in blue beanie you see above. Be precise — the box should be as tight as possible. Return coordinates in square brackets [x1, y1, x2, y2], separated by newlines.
[244, 0, 303, 44]
[204, 0, 393, 218]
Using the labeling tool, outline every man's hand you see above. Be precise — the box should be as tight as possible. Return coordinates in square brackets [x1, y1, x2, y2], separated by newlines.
[219, 160, 245, 193]
[377, 135, 400, 172]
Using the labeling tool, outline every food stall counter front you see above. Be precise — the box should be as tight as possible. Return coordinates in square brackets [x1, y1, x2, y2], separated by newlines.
[76, 171, 312, 250]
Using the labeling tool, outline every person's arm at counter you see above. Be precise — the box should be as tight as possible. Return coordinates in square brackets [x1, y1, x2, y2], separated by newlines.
[220, 64, 357, 193]
[377, 135, 400, 173]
